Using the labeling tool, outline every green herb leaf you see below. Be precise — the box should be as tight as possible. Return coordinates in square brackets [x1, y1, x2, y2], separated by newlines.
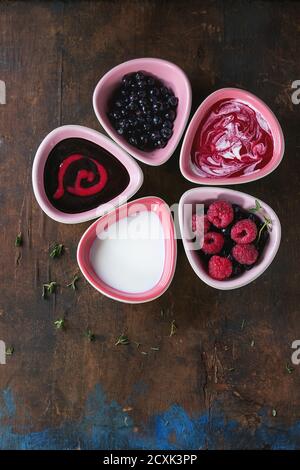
[15, 232, 22, 247]
[249, 199, 262, 213]
[115, 334, 130, 346]
[5, 346, 14, 356]
[286, 363, 295, 374]
[170, 320, 177, 337]
[54, 318, 65, 329]
[257, 216, 272, 242]
[85, 329, 95, 342]
[42, 281, 57, 298]
[272, 409, 277, 417]
[67, 274, 79, 291]
[49, 243, 64, 259]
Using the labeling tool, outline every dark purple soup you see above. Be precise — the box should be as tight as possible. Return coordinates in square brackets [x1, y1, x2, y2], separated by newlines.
[44, 138, 130, 214]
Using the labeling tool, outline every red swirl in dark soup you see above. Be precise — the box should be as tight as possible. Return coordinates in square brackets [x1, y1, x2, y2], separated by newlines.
[191, 99, 274, 178]
[44, 138, 130, 214]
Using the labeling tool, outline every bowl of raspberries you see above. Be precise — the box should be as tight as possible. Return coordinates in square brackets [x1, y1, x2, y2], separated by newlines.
[93, 58, 192, 166]
[179, 187, 281, 290]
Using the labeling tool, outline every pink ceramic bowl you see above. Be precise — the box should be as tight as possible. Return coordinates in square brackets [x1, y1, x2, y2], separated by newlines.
[180, 88, 285, 185]
[32, 125, 143, 224]
[77, 196, 177, 303]
[93, 58, 192, 166]
[179, 187, 281, 290]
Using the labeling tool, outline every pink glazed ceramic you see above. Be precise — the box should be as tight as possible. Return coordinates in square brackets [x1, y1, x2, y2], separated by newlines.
[77, 196, 177, 303]
[32, 125, 143, 224]
[93, 58, 192, 166]
[180, 88, 285, 185]
[179, 187, 281, 290]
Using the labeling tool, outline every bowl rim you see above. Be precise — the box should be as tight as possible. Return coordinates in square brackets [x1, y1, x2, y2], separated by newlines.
[32, 124, 144, 224]
[179, 87, 285, 185]
[93, 57, 192, 166]
[77, 196, 177, 303]
[178, 186, 281, 290]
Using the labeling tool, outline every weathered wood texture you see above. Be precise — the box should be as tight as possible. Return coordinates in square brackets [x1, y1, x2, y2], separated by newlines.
[0, 0, 299, 449]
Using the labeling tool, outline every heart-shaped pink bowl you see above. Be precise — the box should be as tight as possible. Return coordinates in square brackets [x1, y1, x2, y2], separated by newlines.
[93, 58, 192, 166]
[179, 187, 281, 290]
[32, 125, 143, 224]
[77, 196, 177, 303]
[180, 88, 285, 185]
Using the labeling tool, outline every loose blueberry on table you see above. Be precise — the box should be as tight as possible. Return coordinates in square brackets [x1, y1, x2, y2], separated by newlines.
[107, 71, 178, 151]
[192, 200, 270, 280]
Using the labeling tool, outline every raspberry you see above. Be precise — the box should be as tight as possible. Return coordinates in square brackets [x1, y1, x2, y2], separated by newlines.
[202, 232, 224, 254]
[192, 214, 210, 235]
[207, 200, 234, 228]
[231, 219, 257, 244]
[232, 244, 258, 265]
[208, 255, 233, 280]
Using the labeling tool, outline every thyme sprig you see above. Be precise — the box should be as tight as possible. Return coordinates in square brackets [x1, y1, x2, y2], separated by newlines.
[257, 215, 272, 242]
[67, 274, 79, 290]
[85, 329, 95, 342]
[54, 318, 65, 329]
[5, 346, 14, 356]
[249, 199, 262, 213]
[170, 320, 177, 337]
[115, 334, 130, 346]
[42, 281, 57, 298]
[49, 243, 64, 259]
[15, 233, 22, 247]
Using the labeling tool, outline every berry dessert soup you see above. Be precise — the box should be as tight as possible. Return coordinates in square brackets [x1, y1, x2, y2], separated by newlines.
[32, 125, 143, 224]
[44, 137, 130, 214]
[191, 99, 274, 179]
[107, 71, 178, 152]
[180, 88, 284, 185]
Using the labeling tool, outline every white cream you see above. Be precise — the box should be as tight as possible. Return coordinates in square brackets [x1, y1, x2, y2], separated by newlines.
[90, 211, 165, 293]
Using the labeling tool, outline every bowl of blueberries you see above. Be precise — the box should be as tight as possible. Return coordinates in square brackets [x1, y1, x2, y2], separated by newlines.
[93, 58, 192, 166]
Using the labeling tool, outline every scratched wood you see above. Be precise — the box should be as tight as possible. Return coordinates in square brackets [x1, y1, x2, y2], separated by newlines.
[0, 0, 300, 449]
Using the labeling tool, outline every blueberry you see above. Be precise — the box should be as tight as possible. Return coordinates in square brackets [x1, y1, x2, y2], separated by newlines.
[221, 226, 232, 238]
[153, 101, 163, 113]
[135, 71, 145, 81]
[112, 110, 121, 120]
[163, 120, 173, 129]
[168, 96, 178, 107]
[151, 131, 161, 141]
[149, 87, 159, 97]
[232, 263, 243, 277]
[161, 127, 172, 139]
[147, 76, 155, 86]
[165, 109, 176, 121]
[129, 136, 138, 147]
[122, 74, 133, 88]
[160, 86, 169, 95]
[153, 115, 162, 126]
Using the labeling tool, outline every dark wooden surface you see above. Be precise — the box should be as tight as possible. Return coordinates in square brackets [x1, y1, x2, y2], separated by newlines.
[0, 0, 299, 450]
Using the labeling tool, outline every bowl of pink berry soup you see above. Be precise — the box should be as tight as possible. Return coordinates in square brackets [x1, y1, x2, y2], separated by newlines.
[93, 58, 192, 166]
[178, 187, 281, 290]
[180, 88, 285, 185]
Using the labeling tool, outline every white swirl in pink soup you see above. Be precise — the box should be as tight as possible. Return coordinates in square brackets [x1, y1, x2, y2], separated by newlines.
[191, 99, 274, 178]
